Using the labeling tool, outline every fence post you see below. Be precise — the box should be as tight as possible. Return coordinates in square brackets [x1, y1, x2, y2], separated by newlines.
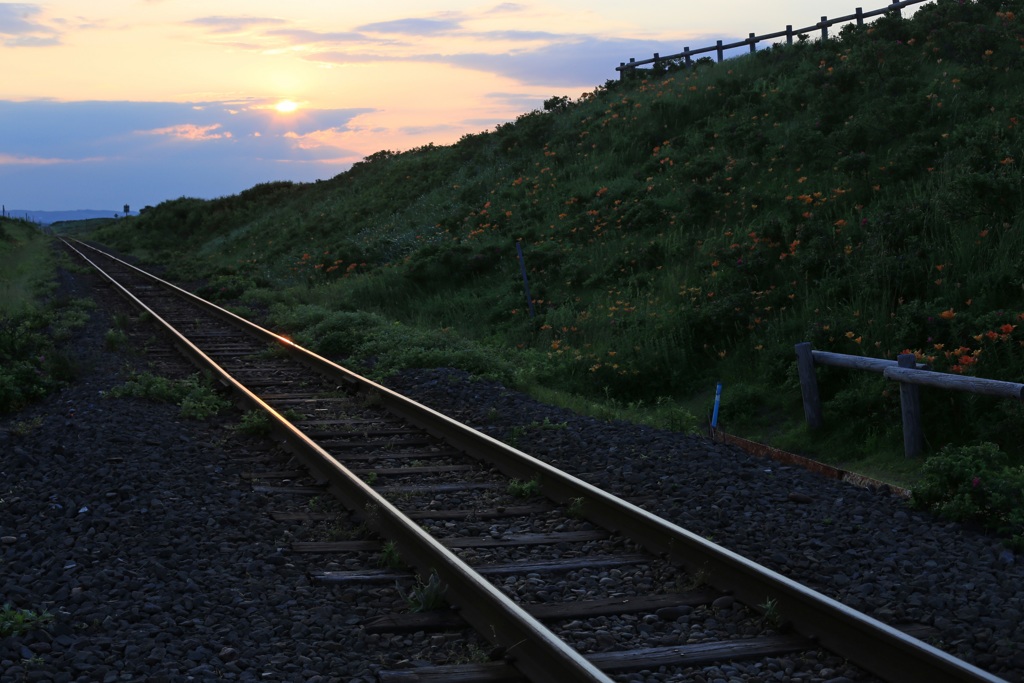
[683, 47, 691, 65]
[786, 25, 794, 45]
[891, 0, 902, 17]
[821, 16, 829, 41]
[897, 353, 923, 457]
[515, 241, 536, 319]
[748, 33, 757, 54]
[653, 52, 660, 70]
[716, 40, 724, 62]
[795, 342, 824, 429]
[856, 7, 864, 26]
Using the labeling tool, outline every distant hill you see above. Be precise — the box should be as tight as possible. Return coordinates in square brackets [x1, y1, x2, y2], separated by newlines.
[4, 209, 134, 225]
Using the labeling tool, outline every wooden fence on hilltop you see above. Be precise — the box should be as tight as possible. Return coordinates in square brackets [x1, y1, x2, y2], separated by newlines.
[616, 0, 929, 77]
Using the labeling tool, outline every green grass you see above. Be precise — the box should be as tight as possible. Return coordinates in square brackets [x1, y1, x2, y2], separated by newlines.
[79, 0, 1024, 485]
[507, 477, 541, 498]
[0, 218, 93, 413]
[104, 372, 231, 419]
[0, 219, 54, 316]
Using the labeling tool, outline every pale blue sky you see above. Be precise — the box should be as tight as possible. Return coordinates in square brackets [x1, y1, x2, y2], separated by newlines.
[0, 1, 922, 210]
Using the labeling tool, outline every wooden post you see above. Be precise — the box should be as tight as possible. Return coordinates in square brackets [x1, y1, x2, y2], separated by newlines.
[786, 25, 794, 45]
[821, 16, 829, 42]
[716, 40, 723, 62]
[749, 33, 756, 54]
[856, 8, 864, 26]
[795, 343, 824, 430]
[684, 47, 691, 66]
[653, 52, 660, 70]
[891, 0, 902, 17]
[897, 353, 923, 457]
[515, 241, 536, 319]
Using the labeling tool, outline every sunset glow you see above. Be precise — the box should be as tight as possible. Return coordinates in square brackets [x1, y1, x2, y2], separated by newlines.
[0, 0, 917, 210]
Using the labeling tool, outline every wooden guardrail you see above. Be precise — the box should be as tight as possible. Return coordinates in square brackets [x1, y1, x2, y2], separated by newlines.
[794, 342, 1024, 458]
[616, 0, 928, 77]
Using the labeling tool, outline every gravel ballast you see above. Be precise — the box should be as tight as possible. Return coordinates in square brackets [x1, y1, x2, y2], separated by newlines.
[2, 261, 1022, 682]
[0, 269, 438, 682]
[387, 369, 1024, 681]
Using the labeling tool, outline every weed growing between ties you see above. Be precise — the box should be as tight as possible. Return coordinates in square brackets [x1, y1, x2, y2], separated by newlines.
[104, 372, 231, 419]
[506, 477, 541, 498]
[404, 571, 447, 613]
[378, 540, 403, 569]
[78, 1, 1024, 482]
[235, 410, 272, 436]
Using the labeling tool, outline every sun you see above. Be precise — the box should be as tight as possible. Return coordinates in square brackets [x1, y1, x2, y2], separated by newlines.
[275, 99, 299, 114]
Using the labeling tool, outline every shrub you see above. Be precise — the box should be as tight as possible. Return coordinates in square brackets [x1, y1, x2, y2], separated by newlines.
[0, 315, 57, 413]
[912, 442, 1024, 549]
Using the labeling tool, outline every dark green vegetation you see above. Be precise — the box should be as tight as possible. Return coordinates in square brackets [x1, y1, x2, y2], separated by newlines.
[74, 1, 1022, 495]
[0, 603, 52, 637]
[103, 371, 232, 420]
[913, 442, 1024, 548]
[0, 218, 90, 412]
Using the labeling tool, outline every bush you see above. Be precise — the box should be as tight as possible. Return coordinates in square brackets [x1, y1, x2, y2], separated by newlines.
[912, 442, 1024, 549]
[0, 315, 57, 413]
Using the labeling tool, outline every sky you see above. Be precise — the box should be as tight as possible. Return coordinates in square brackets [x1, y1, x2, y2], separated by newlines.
[0, 0, 918, 211]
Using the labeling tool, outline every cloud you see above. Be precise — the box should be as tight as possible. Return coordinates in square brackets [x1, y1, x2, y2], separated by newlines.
[356, 17, 462, 35]
[283, 9, 691, 89]
[0, 99, 375, 208]
[307, 35, 690, 88]
[0, 152, 103, 166]
[181, 7, 661, 91]
[488, 3, 527, 13]
[477, 29, 564, 41]
[0, 3, 61, 46]
[263, 28, 375, 45]
[484, 91, 549, 113]
[481, 36, 698, 86]
[185, 15, 288, 34]
[302, 50, 403, 66]
[143, 123, 232, 141]
[395, 122, 465, 138]
[185, 14, 391, 53]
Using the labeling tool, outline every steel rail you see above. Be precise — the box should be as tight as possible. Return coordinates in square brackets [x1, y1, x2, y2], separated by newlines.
[61, 239, 613, 683]
[66, 239, 1006, 683]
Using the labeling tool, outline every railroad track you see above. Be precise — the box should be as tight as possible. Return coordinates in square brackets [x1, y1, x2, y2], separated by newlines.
[62, 238, 1004, 683]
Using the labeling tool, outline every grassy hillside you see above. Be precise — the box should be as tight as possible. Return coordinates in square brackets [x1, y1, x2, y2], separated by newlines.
[84, 0, 1024, 480]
